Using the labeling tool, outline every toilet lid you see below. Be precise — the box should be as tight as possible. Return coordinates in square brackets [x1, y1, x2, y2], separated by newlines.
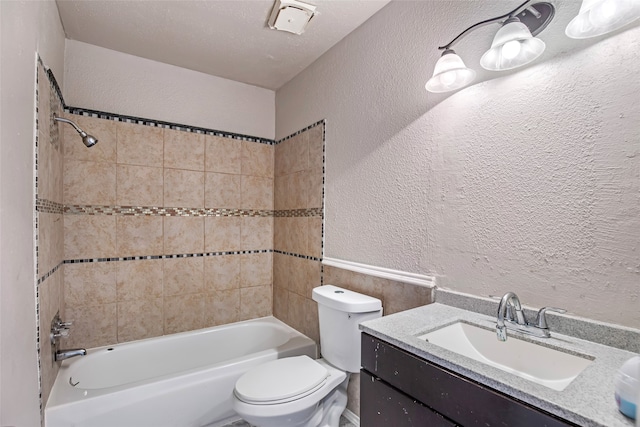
[235, 356, 329, 404]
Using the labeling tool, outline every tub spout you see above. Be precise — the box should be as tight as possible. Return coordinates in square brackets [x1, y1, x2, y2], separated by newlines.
[55, 348, 87, 361]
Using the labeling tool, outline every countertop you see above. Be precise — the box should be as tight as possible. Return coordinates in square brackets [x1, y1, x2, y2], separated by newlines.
[360, 303, 638, 427]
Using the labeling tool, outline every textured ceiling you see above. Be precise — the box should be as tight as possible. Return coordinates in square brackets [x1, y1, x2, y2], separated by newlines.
[55, 0, 391, 90]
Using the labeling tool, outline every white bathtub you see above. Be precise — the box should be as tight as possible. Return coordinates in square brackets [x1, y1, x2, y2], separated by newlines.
[45, 316, 316, 427]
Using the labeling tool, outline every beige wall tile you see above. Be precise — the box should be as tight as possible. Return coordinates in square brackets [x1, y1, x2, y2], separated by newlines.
[307, 167, 323, 209]
[116, 121, 163, 167]
[204, 255, 240, 291]
[303, 296, 320, 344]
[282, 134, 309, 176]
[240, 285, 272, 320]
[205, 135, 241, 174]
[308, 217, 323, 259]
[164, 169, 204, 208]
[241, 141, 273, 178]
[307, 124, 324, 171]
[116, 259, 163, 301]
[241, 217, 273, 249]
[37, 213, 54, 277]
[303, 260, 322, 298]
[116, 216, 163, 257]
[289, 217, 308, 256]
[64, 215, 116, 260]
[347, 374, 361, 416]
[205, 172, 241, 208]
[64, 262, 117, 306]
[273, 285, 289, 324]
[274, 175, 288, 210]
[163, 257, 204, 296]
[116, 164, 163, 206]
[204, 289, 240, 327]
[64, 303, 117, 348]
[289, 171, 307, 209]
[273, 217, 289, 252]
[289, 256, 308, 297]
[164, 129, 205, 171]
[204, 216, 242, 252]
[63, 115, 116, 163]
[381, 280, 433, 315]
[164, 294, 204, 334]
[241, 175, 273, 210]
[64, 159, 116, 205]
[273, 253, 290, 290]
[164, 216, 204, 254]
[287, 291, 306, 333]
[240, 253, 272, 288]
[117, 298, 163, 342]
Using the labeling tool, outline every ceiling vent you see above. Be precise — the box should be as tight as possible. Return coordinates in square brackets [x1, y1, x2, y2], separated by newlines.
[267, 0, 317, 35]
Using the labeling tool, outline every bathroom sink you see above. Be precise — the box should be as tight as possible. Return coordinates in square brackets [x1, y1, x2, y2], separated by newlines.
[417, 321, 593, 391]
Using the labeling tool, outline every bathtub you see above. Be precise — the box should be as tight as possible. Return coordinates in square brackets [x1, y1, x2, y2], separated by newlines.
[45, 316, 316, 427]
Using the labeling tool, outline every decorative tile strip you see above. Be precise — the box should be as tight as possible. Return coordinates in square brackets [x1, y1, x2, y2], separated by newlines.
[273, 208, 323, 217]
[37, 261, 63, 286]
[65, 106, 276, 146]
[273, 250, 321, 262]
[64, 249, 273, 264]
[275, 119, 325, 145]
[63, 205, 275, 217]
[36, 198, 64, 214]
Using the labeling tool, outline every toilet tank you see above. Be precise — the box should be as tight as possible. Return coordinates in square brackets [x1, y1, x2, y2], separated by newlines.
[312, 285, 382, 373]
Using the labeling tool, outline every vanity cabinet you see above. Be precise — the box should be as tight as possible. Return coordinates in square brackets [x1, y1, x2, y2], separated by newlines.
[360, 333, 578, 427]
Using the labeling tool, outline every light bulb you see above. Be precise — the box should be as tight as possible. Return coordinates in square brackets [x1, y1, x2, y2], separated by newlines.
[501, 40, 522, 60]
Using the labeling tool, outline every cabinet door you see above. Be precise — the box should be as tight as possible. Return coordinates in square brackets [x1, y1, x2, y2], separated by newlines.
[361, 370, 458, 427]
[362, 334, 578, 427]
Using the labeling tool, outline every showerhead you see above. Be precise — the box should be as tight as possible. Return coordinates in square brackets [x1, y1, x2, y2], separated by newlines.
[53, 114, 99, 147]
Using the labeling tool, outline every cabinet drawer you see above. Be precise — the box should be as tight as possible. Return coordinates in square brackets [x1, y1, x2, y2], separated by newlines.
[362, 334, 577, 427]
[361, 370, 458, 427]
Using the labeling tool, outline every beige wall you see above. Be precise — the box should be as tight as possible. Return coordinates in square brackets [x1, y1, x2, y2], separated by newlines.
[276, 1, 640, 328]
[64, 40, 276, 139]
[1, 0, 66, 425]
[62, 114, 274, 348]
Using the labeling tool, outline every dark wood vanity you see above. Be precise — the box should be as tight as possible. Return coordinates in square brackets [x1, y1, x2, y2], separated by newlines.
[360, 333, 578, 427]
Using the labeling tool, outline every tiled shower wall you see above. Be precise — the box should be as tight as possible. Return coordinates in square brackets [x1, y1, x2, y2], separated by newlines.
[36, 63, 66, 408]
[62, 113, 275, 349]
[273, 124, 325, 343]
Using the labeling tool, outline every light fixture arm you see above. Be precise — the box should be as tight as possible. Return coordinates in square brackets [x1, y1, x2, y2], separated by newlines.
[438, 0, 532, 50]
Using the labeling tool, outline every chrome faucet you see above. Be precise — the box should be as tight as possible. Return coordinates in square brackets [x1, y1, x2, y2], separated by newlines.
[496, 292, 565, 341]
[50, 312, 87, 361]
[55, 348, 87, 361]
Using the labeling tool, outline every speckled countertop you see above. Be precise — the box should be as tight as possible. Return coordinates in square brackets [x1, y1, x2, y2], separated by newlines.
[360, 301, 638, 427]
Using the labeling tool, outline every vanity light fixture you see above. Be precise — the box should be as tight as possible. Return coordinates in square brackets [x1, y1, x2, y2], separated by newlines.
[426, 1, 555, 93]
[566, 0, 640, 39]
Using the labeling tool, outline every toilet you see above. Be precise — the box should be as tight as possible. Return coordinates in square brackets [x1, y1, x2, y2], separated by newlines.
[232, 285, 383, 427]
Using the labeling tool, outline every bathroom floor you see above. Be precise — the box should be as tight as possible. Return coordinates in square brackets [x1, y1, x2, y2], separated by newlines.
[221, 415, 356, 427]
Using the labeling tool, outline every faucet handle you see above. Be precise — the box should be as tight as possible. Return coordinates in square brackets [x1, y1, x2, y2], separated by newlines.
[535, 307, 566, 329]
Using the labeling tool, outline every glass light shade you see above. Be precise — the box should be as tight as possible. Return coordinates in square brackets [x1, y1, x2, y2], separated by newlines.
[480, 20, 546, 71]
[566, 0, 640, 39]
[425, 50, 476, 93]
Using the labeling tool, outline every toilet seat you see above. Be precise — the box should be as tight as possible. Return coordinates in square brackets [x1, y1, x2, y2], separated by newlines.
[235, 356, 329, 405]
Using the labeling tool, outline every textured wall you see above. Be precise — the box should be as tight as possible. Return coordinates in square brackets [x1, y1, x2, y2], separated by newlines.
[0, 1, 66, 425]
[276, 2, 640, 327]
[64, 40, 275, 139]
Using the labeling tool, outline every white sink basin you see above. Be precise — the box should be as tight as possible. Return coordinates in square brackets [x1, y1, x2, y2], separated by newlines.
[418, 321, 593, 391]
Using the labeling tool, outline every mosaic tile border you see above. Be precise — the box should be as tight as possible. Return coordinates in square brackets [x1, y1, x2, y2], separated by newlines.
[60, 203, 322, 218]
[64, 249, 274, 264]
[37, 262, 63, 286]
[273, 250, 321, 263]
[36, 199, 64, 215]
[276, 119, 326, 145]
